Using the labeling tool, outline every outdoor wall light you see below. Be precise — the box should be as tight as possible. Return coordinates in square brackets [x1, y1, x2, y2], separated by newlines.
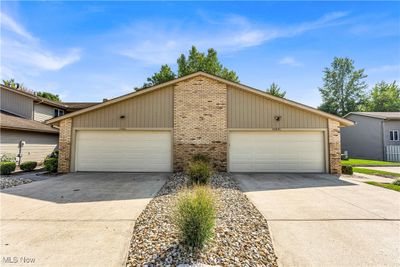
[274, 115, 281, 121]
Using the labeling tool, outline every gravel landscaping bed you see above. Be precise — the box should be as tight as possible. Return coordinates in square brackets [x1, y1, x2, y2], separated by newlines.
[126, 173, 278, 266]
[0, 171, 54, 190]
[0, 176, 33, 189]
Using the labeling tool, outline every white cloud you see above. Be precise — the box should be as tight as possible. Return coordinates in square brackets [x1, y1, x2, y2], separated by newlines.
[279, 56, 302, 67]
[0, 12, 81, 76]
[113, 12, 349, 65]
[0, 12, 33, 40]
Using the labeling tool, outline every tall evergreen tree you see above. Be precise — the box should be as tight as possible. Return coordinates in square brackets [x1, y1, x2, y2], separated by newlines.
[177, 46, 239, 82]
[138, 46, 239, 89]
[266, 82, 286, 98]
[140, 64, 176, 89]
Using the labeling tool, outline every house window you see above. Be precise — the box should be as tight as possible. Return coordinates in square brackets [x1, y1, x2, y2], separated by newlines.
[389, 130, 399, 141]
[54, 109, 65, 117]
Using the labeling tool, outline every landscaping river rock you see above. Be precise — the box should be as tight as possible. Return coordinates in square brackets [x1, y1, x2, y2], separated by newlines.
[126, 173, 278, 266]
[0, 176, 32, 189]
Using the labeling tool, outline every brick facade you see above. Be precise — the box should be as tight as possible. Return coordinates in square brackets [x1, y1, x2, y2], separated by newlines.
[58, 118, 72, 173]
[173, 76, 228, 171]
[328, 119, 342, 174]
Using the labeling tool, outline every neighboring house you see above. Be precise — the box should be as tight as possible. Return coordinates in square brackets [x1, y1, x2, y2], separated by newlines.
[0, 85, 97, 164]
[341, 112, 400, 162]
[48, 72, 353, 174]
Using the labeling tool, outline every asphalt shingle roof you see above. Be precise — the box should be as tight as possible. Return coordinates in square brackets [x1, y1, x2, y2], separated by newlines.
[348, 112, 400, 120]
[0, 111, 59, 133]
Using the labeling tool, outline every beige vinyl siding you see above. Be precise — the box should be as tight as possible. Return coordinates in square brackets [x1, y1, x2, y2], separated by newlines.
[228, 86, 327, 128]
[34, 103, 55, 122]
[73, 86, 173, 128]
[0, 129, 58, 163]
[0, 89, 33, 119]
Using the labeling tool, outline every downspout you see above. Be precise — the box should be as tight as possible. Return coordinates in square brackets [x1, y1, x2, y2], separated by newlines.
[381, 120, 385, 161]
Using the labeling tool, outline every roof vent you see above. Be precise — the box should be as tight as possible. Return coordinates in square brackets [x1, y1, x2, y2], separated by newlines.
[103, 98, 108, 102]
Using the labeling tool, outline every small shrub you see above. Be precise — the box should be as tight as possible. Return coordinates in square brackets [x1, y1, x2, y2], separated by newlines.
[44, 158, 58, 173]
[392, 179, 400, 186]
[0, 162, 16, 175]
[1, 153, 16, 162]
[192, 153, 210, 164]
[342, 165, 353, 175]
[20, 161, 37, 172]
[187, 161, 211, 185]
[174, 186, 216, 248]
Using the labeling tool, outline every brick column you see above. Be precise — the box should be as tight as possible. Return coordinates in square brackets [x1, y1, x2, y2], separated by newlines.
[173, 76, 228, 171]
[328, 119, 341, 174]
[58, 118, 72, 173]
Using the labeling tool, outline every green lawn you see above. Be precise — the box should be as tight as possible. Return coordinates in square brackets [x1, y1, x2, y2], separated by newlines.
[353, 167, 400, 177]
[341, 158, 400, 166]
[365, 181, 400, 192]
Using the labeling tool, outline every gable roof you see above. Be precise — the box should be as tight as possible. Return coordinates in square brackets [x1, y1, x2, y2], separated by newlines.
[345, 112, 400, 120]
[0, 111, 59, 134]
[1, 84, 101, 111]
[62, 102, 100, 111]
[47, 72, 354, 126]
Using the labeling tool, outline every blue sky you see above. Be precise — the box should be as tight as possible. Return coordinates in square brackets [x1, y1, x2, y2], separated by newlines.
[1, 1, 399, 107]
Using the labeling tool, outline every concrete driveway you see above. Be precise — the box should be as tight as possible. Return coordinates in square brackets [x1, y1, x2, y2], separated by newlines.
[0, 172, 167, 267]
[234, 173, 400, 267]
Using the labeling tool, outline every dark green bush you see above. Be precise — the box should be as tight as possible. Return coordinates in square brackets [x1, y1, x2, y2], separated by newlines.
[174, 186, 216, 248]
[44, 158, 58, 173]
[20, 161, 37, 172]
[187, 161, 211, 185]
[0, 162, 16, 175]
[48, 150, 59, 159]
[342, 165, 353, 175]
[392, 179, 400, 186]
[192, 153, 210, 164]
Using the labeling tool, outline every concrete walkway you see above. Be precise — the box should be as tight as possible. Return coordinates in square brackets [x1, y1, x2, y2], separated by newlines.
[0, 172, 167, 267]
[235, 173, 400, 267]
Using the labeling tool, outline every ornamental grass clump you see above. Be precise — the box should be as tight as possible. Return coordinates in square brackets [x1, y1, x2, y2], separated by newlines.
[187, 161, 211, 185]
[174, 186, 216, 249]
[192, 153, 210, 164]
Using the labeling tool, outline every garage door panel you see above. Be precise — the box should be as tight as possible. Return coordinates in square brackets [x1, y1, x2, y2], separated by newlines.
[75, 131, 171, 172]
[229, 131, 325, 173]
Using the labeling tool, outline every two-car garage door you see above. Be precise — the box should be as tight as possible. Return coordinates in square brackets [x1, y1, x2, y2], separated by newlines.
[229, 131, 326, 172]
[75, 131, 171, 172]
[74, 130, 325, 173]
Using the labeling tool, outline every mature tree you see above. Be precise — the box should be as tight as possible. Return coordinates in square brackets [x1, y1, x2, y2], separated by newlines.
[2, 79, 17, 88]
[266, 82, 286, 98]
[36, 92, 61, 102]
[362, 81, 400, 112]
[137, 46, 239, 90]
[140, 64, 176, 89]
[177, 46, 239, 82]
[318, 57, 368, 116]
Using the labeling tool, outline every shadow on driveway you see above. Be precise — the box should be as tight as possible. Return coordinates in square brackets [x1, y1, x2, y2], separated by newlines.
[233, 172, 355, 192]
[1, 172, 169, 204]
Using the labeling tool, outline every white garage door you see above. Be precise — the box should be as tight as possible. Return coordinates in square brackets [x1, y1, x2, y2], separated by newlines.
[75, 131, 171, 172]
[229, 131, 325, 172]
